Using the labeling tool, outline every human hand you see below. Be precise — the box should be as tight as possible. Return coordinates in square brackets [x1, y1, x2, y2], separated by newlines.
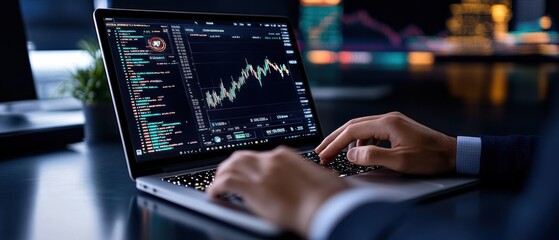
[315, 112, 456, 175]
[207, 146, 350, 237]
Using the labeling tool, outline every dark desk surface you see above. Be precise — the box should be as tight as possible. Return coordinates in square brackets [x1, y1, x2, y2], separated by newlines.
[0, 102, 532, 240]
[2, 61, 554, 239]
[0, 138, 519, 240]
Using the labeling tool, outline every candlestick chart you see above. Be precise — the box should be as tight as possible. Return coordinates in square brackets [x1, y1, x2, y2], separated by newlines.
[191, 39, 302, 123]
[204, 57, 290, 108]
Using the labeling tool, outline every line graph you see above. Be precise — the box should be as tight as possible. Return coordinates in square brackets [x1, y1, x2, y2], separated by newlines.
[303, 9, 427, 48]
[204, 57, 290, 108]
[342, 10, 425, 47]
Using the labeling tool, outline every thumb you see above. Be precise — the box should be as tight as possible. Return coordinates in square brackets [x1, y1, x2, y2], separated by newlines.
[347, 146, 394, 167]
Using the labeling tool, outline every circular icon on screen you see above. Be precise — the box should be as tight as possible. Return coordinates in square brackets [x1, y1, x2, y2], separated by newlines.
[148, 37, 167, 52]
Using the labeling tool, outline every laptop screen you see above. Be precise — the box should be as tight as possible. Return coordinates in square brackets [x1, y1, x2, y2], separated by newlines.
[97, 10, 321, 164]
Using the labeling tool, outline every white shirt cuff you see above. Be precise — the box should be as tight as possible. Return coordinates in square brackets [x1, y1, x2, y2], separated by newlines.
[456, 136, 481, 175]
[309, 187, 393, 240]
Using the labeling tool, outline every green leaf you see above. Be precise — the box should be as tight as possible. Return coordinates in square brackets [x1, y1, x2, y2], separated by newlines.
[60, 38, 111, 105]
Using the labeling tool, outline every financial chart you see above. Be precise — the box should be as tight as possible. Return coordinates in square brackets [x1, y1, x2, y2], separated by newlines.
[202, 56, 292, 109]
[190, 38, 300, 121]
[103, 17, 318, 162]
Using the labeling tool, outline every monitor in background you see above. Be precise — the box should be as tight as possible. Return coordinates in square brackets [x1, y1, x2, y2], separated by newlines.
[0, 0, 39, 125]
[0, 0, 37, 120]
[0, 0, 85, 156]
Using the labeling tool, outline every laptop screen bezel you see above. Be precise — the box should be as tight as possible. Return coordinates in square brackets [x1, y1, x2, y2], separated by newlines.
[93, 8, 326, 180]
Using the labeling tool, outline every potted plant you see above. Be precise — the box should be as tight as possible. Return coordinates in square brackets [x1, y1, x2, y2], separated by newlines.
[62, 39, 119, 144]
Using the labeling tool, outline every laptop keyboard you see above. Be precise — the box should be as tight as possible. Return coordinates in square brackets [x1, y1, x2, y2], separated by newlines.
[300, 151, 381, 177]
[162, 151, 381, 192]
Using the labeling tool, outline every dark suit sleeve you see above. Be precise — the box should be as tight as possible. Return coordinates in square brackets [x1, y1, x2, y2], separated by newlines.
[326, 84, 559, 240]
[479, 135, 539, 180]
[327, 201, 494, 240]
[326, 130, 558, 240]
[325, 136, 541, 240]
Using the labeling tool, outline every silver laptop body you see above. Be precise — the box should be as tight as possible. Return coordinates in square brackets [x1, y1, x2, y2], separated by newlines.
[94, 8, 478, 237]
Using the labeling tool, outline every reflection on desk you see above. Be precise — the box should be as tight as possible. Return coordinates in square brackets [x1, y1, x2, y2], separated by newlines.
[131, 194, 268, 240]
[0, 141, 521, 240]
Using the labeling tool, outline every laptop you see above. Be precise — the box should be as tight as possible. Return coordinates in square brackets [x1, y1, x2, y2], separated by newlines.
[93, 8, 478, 237]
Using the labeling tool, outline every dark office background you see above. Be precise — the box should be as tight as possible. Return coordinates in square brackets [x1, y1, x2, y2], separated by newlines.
[16, 0, 559, 138]
[18, 0, 559, 50]
[1, 2, 558, 239]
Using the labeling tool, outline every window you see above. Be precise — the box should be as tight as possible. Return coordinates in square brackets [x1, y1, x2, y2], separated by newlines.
[19, 0, 96, 100]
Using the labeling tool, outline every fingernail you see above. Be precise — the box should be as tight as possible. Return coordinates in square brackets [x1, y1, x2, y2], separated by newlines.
[347, 148, 356, 162]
